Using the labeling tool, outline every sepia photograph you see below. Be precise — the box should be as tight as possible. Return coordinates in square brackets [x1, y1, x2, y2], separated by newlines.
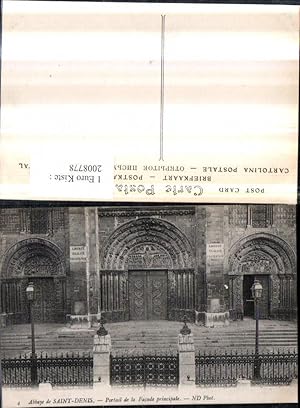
[0, 204, 297, 406]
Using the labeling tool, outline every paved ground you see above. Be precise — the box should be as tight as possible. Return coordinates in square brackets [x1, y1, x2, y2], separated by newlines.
[0, 318, 297, 357]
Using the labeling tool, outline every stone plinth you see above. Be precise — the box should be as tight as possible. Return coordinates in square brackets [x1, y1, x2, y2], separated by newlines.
[66, 313, 99, 329]
[205, 311, 229, 327]
[178, 333, 195, 386]
[93, 334, 111, 387]
[0, 313, 7, 328]
[38, 382, 53, 391]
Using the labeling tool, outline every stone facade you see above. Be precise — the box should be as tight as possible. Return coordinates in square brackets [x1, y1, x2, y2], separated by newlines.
[0, 208, 70, 324]
[0, 205, 297, 326]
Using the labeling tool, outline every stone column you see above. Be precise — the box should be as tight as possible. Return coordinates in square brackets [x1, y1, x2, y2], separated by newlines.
[94, 207, 101, 316]
[93, 332, 111, 388]
[194, 206, 206, 326]
[178, 320, 195, 386]
[204, 206, 229, 327]
[84, 208, 91, 327]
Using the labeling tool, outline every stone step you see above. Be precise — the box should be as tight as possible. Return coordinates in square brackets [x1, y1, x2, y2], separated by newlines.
[0, 335, 297, 345]
[1, 330, 297, 339]
[1, 322, 297, 359]
[1, 332, 297, 342]
[2, 341, 297, 351]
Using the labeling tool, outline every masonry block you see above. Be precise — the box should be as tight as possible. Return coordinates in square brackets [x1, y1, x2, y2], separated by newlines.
[93, 334, 111, 386]
[178, 333, 195, 386]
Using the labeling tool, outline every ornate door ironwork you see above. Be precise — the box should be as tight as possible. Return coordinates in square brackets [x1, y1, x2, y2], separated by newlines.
[129, 271, 167, 320]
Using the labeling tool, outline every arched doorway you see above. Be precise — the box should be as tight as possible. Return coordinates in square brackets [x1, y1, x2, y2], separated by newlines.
[99, 218, 195, 322]
[228, 233, 296, 320]
[1, 238, 66, 324]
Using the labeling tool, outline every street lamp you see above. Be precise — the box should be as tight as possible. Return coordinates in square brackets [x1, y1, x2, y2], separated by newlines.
[251, 279, 263, 381]
[26, 282, 37, 385]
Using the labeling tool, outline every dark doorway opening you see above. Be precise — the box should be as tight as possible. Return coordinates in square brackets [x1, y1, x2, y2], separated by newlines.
[243, 275, 270, 319]
[243, 275, 255, 317]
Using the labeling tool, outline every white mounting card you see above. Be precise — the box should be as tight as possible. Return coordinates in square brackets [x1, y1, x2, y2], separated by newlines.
[0, 1, 299, 203]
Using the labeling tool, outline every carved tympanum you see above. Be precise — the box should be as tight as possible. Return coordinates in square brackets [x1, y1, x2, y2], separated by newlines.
[1, 238, 64, 278]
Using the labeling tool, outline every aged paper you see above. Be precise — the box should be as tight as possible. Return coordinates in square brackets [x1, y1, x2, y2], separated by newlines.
[0, 2, 298, 407]
[0, 1, 299, 203]
[0, 203, 298, 407]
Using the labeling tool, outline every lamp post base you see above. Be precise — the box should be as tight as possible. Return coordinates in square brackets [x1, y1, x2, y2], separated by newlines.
[30, 353, 38, 386]
[253, 357, 261, 382]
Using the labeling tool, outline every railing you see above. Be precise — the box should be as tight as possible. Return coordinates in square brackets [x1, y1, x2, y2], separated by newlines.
[259, 350, 298, 385]
[195, 349, 298, 387]
[110, 352, 179, 387]
[1, 353, 93, 388]
[2, 348, 297, 388]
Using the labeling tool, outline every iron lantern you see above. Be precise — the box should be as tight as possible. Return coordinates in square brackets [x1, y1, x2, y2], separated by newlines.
[251, 279, 263, 299]
[26, 282, 35, 301]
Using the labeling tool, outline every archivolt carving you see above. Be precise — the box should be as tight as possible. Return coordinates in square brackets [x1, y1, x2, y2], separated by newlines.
[270, 275, 280, 310]
[101, 218, 194, 269]
[1, 238, 65, 278]
[228, 233, 296, 276]
[240, 251, 278, 275]
[229, 276, 243, 310]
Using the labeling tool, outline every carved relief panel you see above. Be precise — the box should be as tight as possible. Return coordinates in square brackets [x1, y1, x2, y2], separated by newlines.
[125, 244, 172, 269]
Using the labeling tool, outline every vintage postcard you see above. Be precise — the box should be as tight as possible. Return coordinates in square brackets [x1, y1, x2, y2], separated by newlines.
[0, 1, 299, 407]
[0, 203, 298, 407]
[0, 1, 299, 204]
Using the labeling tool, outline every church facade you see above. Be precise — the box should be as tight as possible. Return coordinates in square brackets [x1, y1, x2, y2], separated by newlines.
[0, 205, 297, 327]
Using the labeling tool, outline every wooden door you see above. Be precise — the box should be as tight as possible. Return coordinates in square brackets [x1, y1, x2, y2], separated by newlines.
[147, 271, 167, 320]
[129, 272, 147, 320]
[129, 271, 167, 320]
[31, 278, 56, 322]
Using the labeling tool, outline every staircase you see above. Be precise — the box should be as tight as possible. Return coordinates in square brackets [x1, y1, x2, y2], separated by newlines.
[0, 320, 297, 358]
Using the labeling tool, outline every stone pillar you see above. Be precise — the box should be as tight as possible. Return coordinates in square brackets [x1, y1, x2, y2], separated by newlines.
[69, 208, 87, 317]
[194, 206, 206, 326]
[94, 207, 101, 315]
[93, 333, 111, 388]
[84, 208, 91, 327]
[178, 332, 195, 386]
[204, 206, 229, 327]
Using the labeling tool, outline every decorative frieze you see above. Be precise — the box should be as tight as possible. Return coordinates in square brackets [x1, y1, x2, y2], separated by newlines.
[98, 207, 195, 218]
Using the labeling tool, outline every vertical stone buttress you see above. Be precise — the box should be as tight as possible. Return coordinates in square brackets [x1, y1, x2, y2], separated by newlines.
[204, 205, 229, 327]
